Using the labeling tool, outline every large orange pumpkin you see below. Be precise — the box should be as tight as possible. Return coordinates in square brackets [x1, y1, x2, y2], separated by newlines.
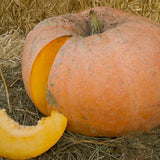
[22, 6, 160, 137]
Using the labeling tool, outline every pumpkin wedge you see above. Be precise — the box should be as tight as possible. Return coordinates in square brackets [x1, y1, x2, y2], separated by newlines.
[0, 109, 67, 159]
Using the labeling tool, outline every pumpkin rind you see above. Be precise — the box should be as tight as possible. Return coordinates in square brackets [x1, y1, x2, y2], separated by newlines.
[0, 109, 67, 159]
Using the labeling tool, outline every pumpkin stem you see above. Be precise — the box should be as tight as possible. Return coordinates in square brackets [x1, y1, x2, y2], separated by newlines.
[89, 10, 102, 35]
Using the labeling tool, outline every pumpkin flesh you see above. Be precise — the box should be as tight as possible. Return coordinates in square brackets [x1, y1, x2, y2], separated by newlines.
[0, 109, 67, 159]
[30, 36, 71, 115]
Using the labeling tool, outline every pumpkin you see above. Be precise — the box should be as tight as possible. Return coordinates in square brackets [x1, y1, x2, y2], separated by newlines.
[0, 109, 67, 159]
[22, 6, 160, 137]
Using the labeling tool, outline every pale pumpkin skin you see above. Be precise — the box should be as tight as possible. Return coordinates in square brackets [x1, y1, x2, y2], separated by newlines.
[22, 7, 160, 137]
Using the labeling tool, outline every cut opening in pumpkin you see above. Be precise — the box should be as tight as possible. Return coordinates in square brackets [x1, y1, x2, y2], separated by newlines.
[0, 108, 67, 159]
[30, 36, 71, 115]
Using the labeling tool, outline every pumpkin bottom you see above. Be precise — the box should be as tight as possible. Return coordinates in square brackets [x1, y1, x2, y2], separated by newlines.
[48, 101, 160, 137]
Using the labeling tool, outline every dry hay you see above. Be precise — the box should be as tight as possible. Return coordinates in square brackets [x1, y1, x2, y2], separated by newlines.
[0, 0, 160, 159]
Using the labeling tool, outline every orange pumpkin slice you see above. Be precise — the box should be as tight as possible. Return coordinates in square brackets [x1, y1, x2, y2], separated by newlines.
[0, 108, 67, 159]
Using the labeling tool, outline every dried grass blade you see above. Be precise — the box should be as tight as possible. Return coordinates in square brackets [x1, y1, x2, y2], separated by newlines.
[0, 65, 12, 113]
